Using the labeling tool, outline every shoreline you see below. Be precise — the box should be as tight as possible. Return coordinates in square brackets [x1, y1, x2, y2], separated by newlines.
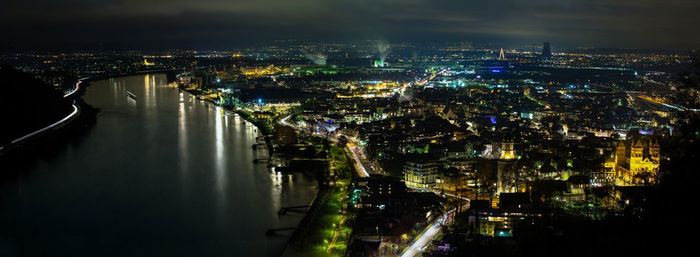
[2, 70, 180, 156]
[80, 68, 182, 83]
[174, 84, 327, 257]
[3, 72, 326, 256]
[4, 71, 358, 256]
[176, 86, 277, 152]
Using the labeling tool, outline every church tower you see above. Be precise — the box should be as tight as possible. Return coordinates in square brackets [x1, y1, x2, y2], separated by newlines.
[500, 142, 515, 160]
[614, 141, 627, 166]
[650, 138, 660, 163]
[630, 139, 644, 170]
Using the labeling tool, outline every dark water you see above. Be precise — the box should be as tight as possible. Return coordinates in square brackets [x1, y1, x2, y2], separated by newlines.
[0, 74, 317, 257]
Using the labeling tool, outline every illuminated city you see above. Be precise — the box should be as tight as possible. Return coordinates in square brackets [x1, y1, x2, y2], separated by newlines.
[1, 1, 699, 257]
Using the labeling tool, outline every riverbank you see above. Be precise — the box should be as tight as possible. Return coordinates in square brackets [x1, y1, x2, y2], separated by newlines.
[174, 84, 352, 257]
[82, 68, 182, 83]
[176, 86, 278, 153]
[281, 144, 354, 257]
[2, 73, 321, 256]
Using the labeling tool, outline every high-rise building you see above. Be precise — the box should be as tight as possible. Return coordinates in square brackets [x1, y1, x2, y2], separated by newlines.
[542, 42, 552, 58]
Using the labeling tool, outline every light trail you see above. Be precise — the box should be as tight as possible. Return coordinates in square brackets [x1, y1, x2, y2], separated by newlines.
[63, 80, 82, 98]
[347, 144, 370, 178]
[279, 113, 294, 127]
[632, 93, 699, 112]
[399, 208, 456, 257]
[9, 104, 79, 145]
[1, 77, 86, 152]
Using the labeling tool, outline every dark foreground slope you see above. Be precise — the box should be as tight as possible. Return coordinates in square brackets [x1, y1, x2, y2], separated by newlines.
[0, 66, 72, 145]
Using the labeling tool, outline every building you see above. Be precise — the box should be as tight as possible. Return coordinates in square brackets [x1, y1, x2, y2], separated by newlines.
[435, 167, 469, 193]
[542, 42, 552, 58]
[500, 142, 516, 160]
[590, 170, 615, 187]
[467, 200, 540, 238]
[404, 160, 439, 189]
[350, 175, 407, 209]
[610, 134, 660, 185]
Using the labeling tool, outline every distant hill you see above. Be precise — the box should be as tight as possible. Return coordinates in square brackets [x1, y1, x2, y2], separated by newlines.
[0, 66, 72, 145]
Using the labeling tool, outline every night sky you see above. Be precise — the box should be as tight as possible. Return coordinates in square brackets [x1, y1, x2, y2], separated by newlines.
[2, 0, 699, 49]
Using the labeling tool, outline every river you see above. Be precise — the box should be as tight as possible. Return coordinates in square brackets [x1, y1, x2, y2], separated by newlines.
[0, 74, 317, 257]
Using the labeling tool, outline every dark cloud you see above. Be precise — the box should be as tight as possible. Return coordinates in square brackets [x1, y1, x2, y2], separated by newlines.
[1, 0, 699, 49]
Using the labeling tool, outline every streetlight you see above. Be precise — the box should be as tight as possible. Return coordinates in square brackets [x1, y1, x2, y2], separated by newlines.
[376, 226, 381, 241]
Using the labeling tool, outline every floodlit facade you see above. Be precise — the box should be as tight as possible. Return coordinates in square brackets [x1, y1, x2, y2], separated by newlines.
[611, 135, 660, 185]
[404, 160, 439, 189]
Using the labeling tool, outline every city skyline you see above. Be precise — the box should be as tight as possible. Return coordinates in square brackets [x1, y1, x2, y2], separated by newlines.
[2, 0, 700, 49]
[1, 1, 699, 257]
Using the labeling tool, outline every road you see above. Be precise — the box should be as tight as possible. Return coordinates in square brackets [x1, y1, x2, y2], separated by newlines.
[632, 93, 699, 112]
[279, 113, 373, 178]
[346, 143, 370, 177]
[279, 68, 462, 256]
[63, 78, 87, 98]
[0, 104, 80, 152]
[399, 208, 456, 257]
[1, 78, 85, 152]
[415, 69, 447, 86]
[279, 112, 295, 128]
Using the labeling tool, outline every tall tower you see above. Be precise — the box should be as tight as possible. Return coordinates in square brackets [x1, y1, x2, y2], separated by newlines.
[500, 142, 515, 160]
[630, 139, 644, 166]
[498, 48, 506, 60]
[542, 42, 552, 58]
[614, 141, 626, 166]
[650, 138, 660, 163]
[497, 142, 516, 194]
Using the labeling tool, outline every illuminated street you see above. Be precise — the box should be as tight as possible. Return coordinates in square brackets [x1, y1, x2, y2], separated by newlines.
[2, 1, 699, 256]
[400, 209, 456, 257]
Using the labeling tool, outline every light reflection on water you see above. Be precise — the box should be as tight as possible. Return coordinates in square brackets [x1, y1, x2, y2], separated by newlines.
[0, 74, 318, 257]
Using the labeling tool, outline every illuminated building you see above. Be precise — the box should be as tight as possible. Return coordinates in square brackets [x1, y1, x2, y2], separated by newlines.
[499, 142, 515, 160]
[240, 65, 286, 77]
[350, 176, 407, 209]
[609, 134, 660, 185]
[497, 142, 517, 194]
[404, 160, 439, 189]
[590, 170, 615, 187]
[254, 102, 301, 113]
[435, 167, 469, 193]
[373, 59, 385, 68]
[335, 81, 402, 99]
[467, 199, 540, 238]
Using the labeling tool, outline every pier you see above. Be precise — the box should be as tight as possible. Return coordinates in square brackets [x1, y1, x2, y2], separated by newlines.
[278, 205, 310, 215]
